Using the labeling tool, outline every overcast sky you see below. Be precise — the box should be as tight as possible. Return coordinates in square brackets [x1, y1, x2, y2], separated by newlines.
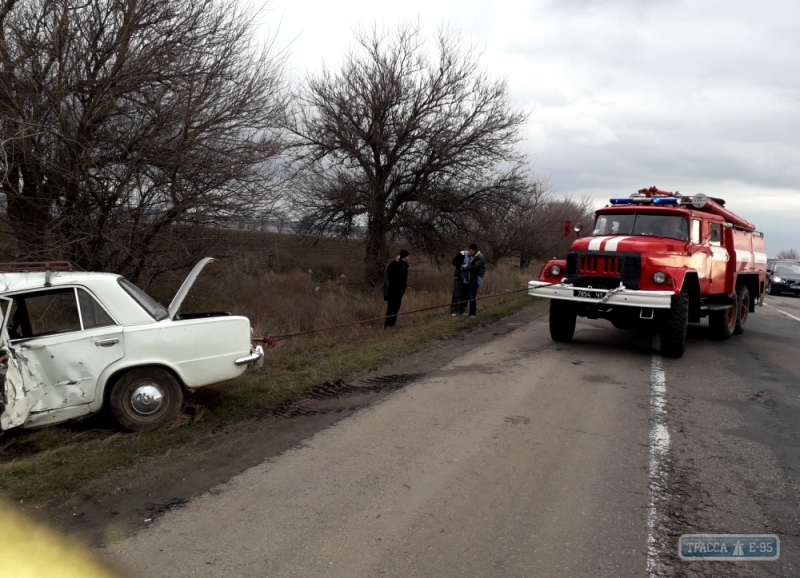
[263, 0, 799, 255]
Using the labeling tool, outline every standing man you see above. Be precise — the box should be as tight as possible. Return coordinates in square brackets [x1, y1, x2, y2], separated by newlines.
[450, 249, 470, 315]
[384, 249, 410, 328]
[462, 243, 486, 317]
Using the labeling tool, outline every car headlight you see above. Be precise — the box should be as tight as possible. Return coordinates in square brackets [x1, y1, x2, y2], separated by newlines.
[652, 271, 667, 284]
[773, 276, 782, 283]
[550, 264, 562, 276]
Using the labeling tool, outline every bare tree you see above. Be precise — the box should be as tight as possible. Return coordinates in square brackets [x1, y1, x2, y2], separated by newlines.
[776, 249, 799, 260]
[530, 195, 595, 264]
[0, 0, 287, 283]
[285, 23, 529, 283]
[478, 176, 549, 264]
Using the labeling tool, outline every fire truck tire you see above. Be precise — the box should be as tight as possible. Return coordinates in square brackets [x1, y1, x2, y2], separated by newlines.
[734, 284, 749, 335]
[549, 300, 577, 343]
[660, 289, 688, 358]
[709, 301, 736, 340]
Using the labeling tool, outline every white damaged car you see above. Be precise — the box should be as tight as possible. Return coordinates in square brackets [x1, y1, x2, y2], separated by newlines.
[0, 258, 263, 432]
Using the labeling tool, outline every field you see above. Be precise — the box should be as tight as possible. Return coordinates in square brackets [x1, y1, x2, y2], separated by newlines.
[0, 231, 540, 508]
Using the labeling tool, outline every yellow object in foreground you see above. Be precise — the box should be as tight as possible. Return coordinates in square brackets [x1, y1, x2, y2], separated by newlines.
[0, 500, 121, 578]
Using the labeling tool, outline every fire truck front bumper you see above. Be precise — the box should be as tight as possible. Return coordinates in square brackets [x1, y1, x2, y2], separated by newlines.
[528, 281, 674, 309]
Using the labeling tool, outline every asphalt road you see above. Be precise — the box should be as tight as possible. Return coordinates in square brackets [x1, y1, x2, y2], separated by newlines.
[104, 297, 800, 578]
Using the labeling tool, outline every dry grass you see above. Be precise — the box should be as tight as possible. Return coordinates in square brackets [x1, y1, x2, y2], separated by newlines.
[150, 233, 538, 341]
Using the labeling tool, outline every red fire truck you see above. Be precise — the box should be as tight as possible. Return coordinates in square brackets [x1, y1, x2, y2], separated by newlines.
[528, 187, 767, 358]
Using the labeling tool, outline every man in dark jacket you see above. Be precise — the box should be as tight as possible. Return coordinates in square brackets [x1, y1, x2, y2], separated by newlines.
[384, 249, 410, 328]
[462, 243, 486, 317]
[450, 250, 470, 315]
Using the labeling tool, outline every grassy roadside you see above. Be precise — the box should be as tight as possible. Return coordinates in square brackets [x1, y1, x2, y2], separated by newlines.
[0, 294, 543, 503]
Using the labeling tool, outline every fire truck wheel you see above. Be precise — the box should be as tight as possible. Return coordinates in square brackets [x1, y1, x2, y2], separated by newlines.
[549, 300, 577, 343]
[734, 284, 749, 335]
[709, 300, 736, 340]
[660, 289, 688, 358]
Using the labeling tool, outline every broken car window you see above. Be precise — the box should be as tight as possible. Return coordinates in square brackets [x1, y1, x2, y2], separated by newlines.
[9, 289, 81, 339]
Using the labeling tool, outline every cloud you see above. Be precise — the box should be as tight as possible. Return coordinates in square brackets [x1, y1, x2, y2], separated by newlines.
[263, 0, 800, 252]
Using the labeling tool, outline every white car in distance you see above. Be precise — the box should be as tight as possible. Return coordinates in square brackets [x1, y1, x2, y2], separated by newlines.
[0, 258, 263, 432]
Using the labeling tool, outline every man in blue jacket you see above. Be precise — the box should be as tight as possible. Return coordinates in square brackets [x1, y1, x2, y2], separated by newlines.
[462, 244, 486, 317]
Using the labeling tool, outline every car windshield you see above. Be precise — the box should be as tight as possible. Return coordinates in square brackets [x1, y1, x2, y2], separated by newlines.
[774, 263, 800, 276]
[592, 213, 689, 241]
[118, 278, 169, 320]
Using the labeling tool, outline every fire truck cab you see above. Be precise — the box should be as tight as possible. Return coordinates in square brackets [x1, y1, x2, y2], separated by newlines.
[528, 187, 767, 358]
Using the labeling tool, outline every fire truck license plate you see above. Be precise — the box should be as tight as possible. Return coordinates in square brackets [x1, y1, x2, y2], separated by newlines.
[574, 289, 604, 299]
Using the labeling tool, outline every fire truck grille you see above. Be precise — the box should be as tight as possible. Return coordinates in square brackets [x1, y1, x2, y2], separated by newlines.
[578, 256, 622, 275]
[566, 251, 641, 290]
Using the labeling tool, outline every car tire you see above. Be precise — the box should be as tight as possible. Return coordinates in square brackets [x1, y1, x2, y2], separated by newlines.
[109, 368, 184, 432]
[709, 300, 736, 341]
[549, 299, 577, 343]
[660, 289, 688, 358]
[734, 284, 749, 335]
[767, 282, 779, 296]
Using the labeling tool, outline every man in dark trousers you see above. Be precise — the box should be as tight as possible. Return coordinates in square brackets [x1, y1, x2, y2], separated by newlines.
[462, 243, 486, 317]
[384, 249, 410, 328]
[450, 249, 470, 315]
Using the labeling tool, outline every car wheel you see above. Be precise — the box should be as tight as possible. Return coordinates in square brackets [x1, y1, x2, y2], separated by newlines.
[734, 284, 749, 335]
[767, 282, 779, 296]
[109, 368, 184, 432]
[549, 299, 577, 343]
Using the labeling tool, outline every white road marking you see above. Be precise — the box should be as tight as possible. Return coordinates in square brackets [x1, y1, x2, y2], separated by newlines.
[647, 353, 670, 577]
[764, 302, 800, 323]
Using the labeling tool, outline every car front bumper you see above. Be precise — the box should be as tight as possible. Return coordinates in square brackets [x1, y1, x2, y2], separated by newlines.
[528, 281, 674, 309]
[772, 282, 800, 294]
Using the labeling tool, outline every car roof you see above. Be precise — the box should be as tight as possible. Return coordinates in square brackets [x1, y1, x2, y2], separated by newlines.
[0, 271, 123, 295]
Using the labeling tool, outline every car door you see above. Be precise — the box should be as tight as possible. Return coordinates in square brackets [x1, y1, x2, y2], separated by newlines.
[4, 287, 124, 419]
[1, 297, 36, 430]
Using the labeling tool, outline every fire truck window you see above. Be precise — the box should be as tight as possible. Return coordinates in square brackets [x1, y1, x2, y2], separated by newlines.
[709, 223, 722, 245]
[691, 220, 701, 243]
[592, 217, 607, 235]
[592, 214, 635, 235]
[631, 214, 688, 241]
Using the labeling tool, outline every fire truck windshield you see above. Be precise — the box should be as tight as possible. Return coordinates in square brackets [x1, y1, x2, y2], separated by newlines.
[592, 213, 689, 241]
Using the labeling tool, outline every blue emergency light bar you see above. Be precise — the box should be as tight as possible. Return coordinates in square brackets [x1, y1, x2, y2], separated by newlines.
[609, 196, 679, 205]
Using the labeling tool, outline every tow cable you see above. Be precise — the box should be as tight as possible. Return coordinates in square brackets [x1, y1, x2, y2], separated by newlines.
[252, 282, 562, 345]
